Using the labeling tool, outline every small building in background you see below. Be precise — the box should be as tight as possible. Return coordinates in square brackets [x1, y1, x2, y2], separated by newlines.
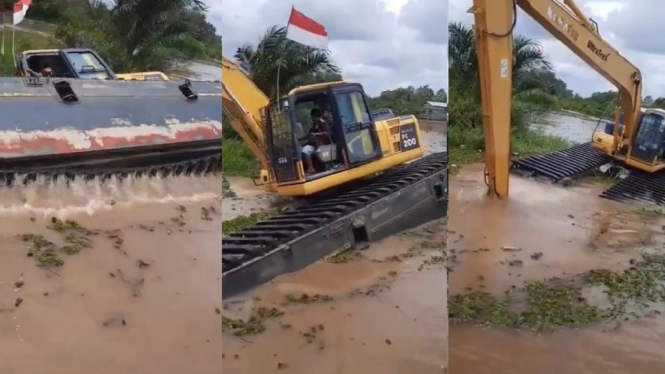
[419, 101, 447, 121]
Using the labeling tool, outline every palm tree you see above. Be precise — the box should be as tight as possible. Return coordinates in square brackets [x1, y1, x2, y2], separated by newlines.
[234, 26, 340, 98]
[54, 0, 210, 73]
[448, 22, 552, 98]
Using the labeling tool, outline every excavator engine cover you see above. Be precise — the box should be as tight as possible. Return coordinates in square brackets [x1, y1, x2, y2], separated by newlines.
[0, 77, 222, 182]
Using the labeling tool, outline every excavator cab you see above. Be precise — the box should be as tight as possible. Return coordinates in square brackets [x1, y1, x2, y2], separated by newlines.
[593, 108, 665, 168]
[628, 109, 665, 165]
[222, 56, 424, 196]
[17, 48, 116, 79]
[263, 82, 383, 183]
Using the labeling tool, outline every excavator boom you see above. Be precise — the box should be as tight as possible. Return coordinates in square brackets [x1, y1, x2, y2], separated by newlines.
[221, 57, 272, 182]
[471, 0, 642, 197]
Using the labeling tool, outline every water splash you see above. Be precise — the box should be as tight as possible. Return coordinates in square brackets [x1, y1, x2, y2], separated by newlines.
[0, 174, 221, 218]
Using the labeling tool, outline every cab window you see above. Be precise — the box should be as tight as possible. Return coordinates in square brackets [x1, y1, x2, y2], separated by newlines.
[335, 91, 370, 129]
[65, 51, 111, 80]
[268, 101, 294, 149]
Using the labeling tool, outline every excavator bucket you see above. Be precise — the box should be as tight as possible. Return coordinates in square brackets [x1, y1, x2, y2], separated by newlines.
[0, 77, 222, 181]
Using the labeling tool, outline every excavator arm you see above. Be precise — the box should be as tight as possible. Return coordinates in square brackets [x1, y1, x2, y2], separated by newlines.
[470, 0, 642, 197]
[221, 57, 274, 188]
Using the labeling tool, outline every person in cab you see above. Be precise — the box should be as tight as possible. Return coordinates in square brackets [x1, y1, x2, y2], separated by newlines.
[301, 108, 332, 174]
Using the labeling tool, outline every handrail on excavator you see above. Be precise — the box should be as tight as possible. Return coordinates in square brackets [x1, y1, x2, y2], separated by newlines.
[469, 0, 642, 198]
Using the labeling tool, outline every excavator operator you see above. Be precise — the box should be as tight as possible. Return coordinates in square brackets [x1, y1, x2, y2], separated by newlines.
[40, 63, 53, 77]
[302, 107, 331, 174]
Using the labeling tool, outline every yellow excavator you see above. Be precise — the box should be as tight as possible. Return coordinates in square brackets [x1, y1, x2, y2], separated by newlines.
[3, 47, 221, 183]
[470, 0, 665, 202]
[221, 56, 447, 297]
[116, 71, 169, 81]
[222, 56, 426, 196]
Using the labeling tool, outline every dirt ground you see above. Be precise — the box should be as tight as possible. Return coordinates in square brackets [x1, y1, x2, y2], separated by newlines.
[448, 163, 665, 374]
[221, 219, 447, 373]
[0, 176, 222, 374]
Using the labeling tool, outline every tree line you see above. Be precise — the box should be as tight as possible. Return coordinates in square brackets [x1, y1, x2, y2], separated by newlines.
[448, 21, 665, 123]
[449, 21, 554, 130]
[0, 0, 221, 74]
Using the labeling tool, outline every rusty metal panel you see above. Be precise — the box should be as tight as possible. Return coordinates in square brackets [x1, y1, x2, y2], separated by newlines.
[0, 78, 222, 159]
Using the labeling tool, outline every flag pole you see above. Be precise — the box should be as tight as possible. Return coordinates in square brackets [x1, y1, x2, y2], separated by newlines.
[1, 8, 5, 56]
[276, 6, 294, 108]
[11, 19, 15, 67]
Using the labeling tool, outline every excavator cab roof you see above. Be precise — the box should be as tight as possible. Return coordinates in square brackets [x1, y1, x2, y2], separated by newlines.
[17, 48, 117, 80]
[286, 80, 349, 97]
[645, 108, 665, 116]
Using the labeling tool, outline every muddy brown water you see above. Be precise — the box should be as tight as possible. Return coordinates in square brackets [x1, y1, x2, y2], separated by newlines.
[222, 221, 447, 373]
[220, 128, 448, 372]
[535, 112, 604, 144]
[0, 176, 222, 374]
[449, 164, 665, 373]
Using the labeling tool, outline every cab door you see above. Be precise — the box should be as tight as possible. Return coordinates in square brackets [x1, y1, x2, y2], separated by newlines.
[630, 112, 665, 164]
[331, 85, 382, 166]
[263, 101, 300, 183]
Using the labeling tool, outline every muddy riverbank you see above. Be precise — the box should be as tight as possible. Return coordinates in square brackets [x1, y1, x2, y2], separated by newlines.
[222, 219, 447, 373]
[448, 163, 665, 373]
[0, 176, 222, 374]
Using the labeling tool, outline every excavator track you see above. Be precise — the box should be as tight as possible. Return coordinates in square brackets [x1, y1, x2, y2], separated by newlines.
[222, 152, 448, 298]
[511, 142, 610, 181]
[0, 152, 221, 186]
[600, 170, 665, 206]
[511, 143, 665, 206]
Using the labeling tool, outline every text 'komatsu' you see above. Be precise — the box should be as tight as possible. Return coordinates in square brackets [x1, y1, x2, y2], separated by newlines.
[547, 6, 579, 41]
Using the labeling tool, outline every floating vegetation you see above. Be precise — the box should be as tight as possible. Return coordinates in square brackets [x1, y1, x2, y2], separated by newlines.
[20, 218, 106, 267]
[285, 293, 334, 303]
[449, 254, 665, 331]
[222, 210, 276, 235]
[221, 306, 284, 336]
[222, 176, 236, 198]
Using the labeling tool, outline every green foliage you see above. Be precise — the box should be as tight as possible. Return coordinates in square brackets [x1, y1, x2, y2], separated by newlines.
[18, 0, 221, 74]
[449, 21, 552, 103]
[222, 138, 260, 177]
[367, 85, 446, 115]
[0, 30, 59, 75]
[448, 22, 570, 166]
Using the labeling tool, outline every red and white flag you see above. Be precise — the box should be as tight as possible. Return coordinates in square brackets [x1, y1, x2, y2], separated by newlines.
[286, 7, 328, 49]
[13, 0, 32, 26]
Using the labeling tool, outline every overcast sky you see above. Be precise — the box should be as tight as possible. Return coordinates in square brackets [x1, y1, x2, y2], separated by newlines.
[450, 0, 665, 98]
[214, 0, 448, 96]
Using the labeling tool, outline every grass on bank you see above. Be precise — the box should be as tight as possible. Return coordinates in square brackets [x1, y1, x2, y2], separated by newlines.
[448, 125, 571, 167]
[222, 138, 260, 177]
[447, 90, 572, 170]
[0, 30, 58, 76]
